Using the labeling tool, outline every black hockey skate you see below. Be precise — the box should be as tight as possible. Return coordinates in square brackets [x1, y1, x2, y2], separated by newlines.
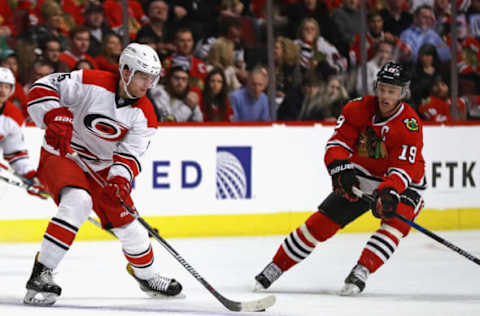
[254, 262, 283, 291]
[24, 253, 62, 306]
[126, 263, 182, 297]
[340, 264, 370, 296]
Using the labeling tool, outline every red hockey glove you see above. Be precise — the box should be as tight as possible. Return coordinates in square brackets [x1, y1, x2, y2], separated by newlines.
[23, 170, 49, 200]
[327, 160, 359, 201]
[372, 187, 400, 219]
[44, 107, 73, 156]
[104, 176, 131, 205]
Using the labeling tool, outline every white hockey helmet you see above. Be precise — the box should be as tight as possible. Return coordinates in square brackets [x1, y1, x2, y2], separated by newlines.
[0, 67, 15, 96]
[119, 43, 161, 98]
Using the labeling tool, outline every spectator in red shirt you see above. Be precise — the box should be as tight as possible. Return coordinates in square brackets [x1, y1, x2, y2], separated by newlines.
[59, 25, 98, 71]
[94, 32, 122, 74]
[103, 0, 149, 39]
[201, 68, 234, 122]
[163, 28, 208, 92]
[0, 0, 16, 37]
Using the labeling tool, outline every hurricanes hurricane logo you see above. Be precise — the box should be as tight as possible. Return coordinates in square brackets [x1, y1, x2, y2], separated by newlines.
[216, 147, 252, 199]
[84, 114, 128, 141]
[403, 118, 419, 132]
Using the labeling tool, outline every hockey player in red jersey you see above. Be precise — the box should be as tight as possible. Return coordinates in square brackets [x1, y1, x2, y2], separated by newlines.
[24, 43, 182, 306]
[0, 67, 47, 199]
[255, 62, 426, 295]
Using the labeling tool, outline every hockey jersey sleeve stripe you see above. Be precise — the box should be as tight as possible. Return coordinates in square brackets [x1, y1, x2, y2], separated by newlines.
[27, 97, 60, 108]
[113, 152, 141, 173]
[30, 82, 58, 93]
[4, 150, 29, 163]
[386, 168, 411, 188]
[112, 162, 134, 181]
[325, 140, 354, 153]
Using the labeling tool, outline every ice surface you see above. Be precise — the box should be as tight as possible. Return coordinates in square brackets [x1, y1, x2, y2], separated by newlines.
[1, 230, 479, 316]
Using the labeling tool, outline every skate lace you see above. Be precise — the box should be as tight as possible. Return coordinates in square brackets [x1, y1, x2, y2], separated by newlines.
[147, 275, 172, 292]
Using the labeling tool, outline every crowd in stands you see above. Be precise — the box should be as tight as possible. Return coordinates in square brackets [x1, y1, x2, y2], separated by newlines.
[1, 0, 480, 124]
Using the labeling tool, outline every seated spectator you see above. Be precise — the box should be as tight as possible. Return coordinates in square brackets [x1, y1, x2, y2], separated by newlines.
[229, 66, 270, 121]
[163, 28, 208, 93]
[24, 59, 54, 92]
[136, 0, 175, 60]
[84, 4, 111, 57]
[167, 0, 218, 41]
[74, 59, 95, 70]
[400, 5, 451, 63]
[206, 37, 242, 93]
[445, 15, 480, 74]
[201, 68, 234, 122]
[149, 65, 203, 122]
[467, 0, 480, 41]
[0, 0, 16, 38]
[94, 32, 122, 74]
[103, 0, 149, 39]
[410, 43, 449, 108]
[418, 76, 466, 122]
[59, 26, 98, 71]
[356, 41, 394, 95]
[40, 37, 69, 73]
[274, 36, 302, 106]
[380, 0, 413, 37]
[0, 53, 28, 118]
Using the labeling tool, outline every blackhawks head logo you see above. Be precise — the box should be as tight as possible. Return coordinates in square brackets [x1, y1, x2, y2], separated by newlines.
[404, 118, 419, 132]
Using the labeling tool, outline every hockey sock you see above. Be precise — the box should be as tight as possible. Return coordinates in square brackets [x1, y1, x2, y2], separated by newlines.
[39, 188, 92, 269]
[273, 211, 340, 271]
[113, 220, 159, 280]
[358, 224, 402, 273]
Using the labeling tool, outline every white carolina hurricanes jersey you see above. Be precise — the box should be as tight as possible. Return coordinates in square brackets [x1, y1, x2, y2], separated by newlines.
[27, 70, 158, 181]
[0, 101, 34, 176]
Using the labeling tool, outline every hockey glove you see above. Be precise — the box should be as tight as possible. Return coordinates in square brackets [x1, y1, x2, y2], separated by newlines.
[372, 187, 400, 219]
[44, 107, 73, 157]
[328, 160, 359, 201]
[23, 170, 49, 200]
[104, 176, 131, 205]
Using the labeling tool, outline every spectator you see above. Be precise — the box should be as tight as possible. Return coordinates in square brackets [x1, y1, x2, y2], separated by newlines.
[136, 0, 175, 59]
[94, 32, 122, 74]
[206, 37, 242, 93]
[274, 36, 302, 106]
[410, 43, 449, 108]
[434, 0, 452, 36]
[163, 28, 208, 92]
[84, 4, 111, 57]
[23, 59, 54, 92]
[0, 53, 28, 118]
[349, 10, 409, 67]
[150, 65, 203, 122]
[356, 41, 394, 95]
[466, 0, 480, 41]
[332, 0, 362, 57]
[445, 15, 480, 74]
[201, 68, 234, 122]
[0, 0, 16, 38]
[74, 59, 95, 70]
[229, 66, 271, 122]
[380, 0, 413, 37]
[418, 76, 466, 121]
[59, 26, 98, 71]
[286, 0, 343, 55]
[400, 5, 451, 63]
[40, 37, 69, 73]
[103, 0, 149, 39]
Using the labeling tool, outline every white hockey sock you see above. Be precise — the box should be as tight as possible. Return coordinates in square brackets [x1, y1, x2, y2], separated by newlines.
[39, 188, 92, 269]
[112, 220, 160, 280]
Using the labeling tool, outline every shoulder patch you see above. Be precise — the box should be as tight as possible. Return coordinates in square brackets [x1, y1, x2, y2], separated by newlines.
[403, 117, 419, 132]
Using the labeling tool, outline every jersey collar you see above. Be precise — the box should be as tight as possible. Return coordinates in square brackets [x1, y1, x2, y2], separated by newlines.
[115, 85, 139, 108]
[372, 102, 404, 125]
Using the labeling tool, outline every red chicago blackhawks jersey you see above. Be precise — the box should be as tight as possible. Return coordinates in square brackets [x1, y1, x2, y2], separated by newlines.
[27, 70, 157, 182]
[325, 96, 426, 194]
[0, 100, 34, 176]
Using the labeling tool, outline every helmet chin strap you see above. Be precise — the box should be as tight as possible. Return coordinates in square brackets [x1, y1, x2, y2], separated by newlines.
[120, 70, 138, 99]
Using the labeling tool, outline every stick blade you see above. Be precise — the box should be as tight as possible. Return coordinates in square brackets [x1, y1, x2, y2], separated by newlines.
[233, 294, 276, 312]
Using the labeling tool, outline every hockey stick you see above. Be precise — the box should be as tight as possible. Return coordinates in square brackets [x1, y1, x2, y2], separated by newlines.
[68, 151, 275, 312]
[352, 187, 480, 266]
[0, 161, 112, 236]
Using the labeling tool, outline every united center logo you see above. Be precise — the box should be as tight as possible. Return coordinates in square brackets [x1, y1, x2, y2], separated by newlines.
[216, 146, 252, 199]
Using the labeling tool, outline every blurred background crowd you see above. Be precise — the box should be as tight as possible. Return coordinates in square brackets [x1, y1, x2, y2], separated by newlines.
[1, 0, 480, 124]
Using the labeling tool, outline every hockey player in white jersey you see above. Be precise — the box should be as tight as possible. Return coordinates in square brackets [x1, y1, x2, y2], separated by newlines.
[0, 67, 47, 199]
[24, 43, 182, 306]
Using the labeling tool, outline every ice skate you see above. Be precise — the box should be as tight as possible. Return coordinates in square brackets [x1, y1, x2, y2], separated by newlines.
[254, 262, 283, 291]
[126, 263, 183, 298]
[339, 264, 370, 296]
[24, 253, 62, 306]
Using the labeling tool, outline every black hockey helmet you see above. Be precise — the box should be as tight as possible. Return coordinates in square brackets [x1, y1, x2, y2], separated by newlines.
[376, 62, 410, 87]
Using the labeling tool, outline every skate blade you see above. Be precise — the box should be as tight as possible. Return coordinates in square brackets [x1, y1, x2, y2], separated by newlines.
[23, 289, 58, 306]
[339, 283, 361, 296]
[144, 291, 186, 299]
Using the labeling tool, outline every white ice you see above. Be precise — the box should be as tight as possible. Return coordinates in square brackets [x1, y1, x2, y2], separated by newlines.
[1, 230, 480, 316]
